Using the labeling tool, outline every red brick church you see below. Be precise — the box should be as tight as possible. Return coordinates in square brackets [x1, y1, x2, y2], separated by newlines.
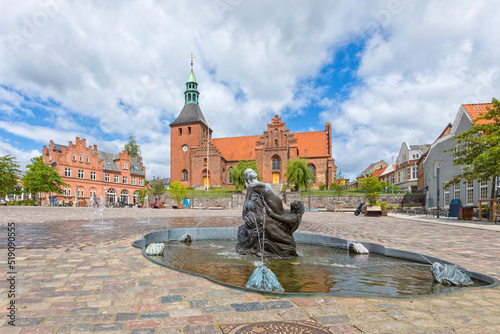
[170, 64, 336, 188]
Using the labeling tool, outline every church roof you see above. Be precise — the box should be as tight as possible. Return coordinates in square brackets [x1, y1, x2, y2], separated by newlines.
[293, 131, 330, 157]
[170, 103, 207, 126]
[210, 130, 330, 162]
[211, 135, 261, 161]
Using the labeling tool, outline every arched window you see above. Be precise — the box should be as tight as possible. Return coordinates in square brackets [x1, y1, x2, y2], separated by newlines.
[120, 190, 129, 204]
[274, 139, 278, 147]
[308, 164, 315, 178]
[188, 94, 191, 101]
[272, 156, 280, 171]
[228, 167, 234, 184]
[133, 190, 139, 204]
[182, 169, 188, 180]
[107, 188, 116, 203]
[203, 158, 207, 166]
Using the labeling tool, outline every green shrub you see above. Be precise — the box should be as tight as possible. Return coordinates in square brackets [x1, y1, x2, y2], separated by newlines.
[379, 201, 388, 211]
[318, 184, 326, 190]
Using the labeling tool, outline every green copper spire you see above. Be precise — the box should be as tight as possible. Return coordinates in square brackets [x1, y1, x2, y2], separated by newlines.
[184, 54, 199, 104]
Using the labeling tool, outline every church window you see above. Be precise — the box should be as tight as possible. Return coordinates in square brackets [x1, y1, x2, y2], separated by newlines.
[272, 157, 280, 170]
[182, 170, 188, 180]
[179, 128, 182, 135]
[308, 164, 316, 178]
[203, 158, 207, 166]
[274, 139, 278, 147]
[188, 127, 191, 134]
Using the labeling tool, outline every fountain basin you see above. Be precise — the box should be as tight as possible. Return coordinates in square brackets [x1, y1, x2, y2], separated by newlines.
[133, 228, 498, 297]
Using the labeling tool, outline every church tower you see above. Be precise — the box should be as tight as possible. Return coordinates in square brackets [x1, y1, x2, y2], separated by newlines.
[169, 57, 212, 187]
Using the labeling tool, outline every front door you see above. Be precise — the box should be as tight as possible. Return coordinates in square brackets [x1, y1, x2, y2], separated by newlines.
[272, 172, 280, 184]
[203, 176, 210, 187]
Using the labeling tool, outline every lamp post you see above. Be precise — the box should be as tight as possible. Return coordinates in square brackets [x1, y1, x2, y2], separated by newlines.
[192, 185, 195, 210]
[308, 179, 312, 212]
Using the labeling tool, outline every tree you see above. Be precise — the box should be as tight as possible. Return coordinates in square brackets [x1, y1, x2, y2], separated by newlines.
[0, 155, 21, 198]
[360, 174, 382, 206]
[149, 176, 166, 200]
[330, 170, 347, 200]
[230, 160, 261, 191]
[124, 133, 142, 160]
[446, 98, 500, 202]
[168, 181, 187, 204]
[284, 158, 313, 191]
[22, 156, 68, 204]
[138, 188, 148, 205]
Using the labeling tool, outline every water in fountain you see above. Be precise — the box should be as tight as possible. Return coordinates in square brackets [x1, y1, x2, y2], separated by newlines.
[93, 195, 112, 230]
[84, 196, 98, 227]
[143, 196, 150, 223]
[246, 209, 284, 292]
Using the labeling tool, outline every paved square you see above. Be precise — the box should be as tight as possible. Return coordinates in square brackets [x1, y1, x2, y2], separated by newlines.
[1, 206, 499, 333]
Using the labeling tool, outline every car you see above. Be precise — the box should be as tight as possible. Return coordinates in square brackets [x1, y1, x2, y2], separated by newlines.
[0, 198, 7, 205]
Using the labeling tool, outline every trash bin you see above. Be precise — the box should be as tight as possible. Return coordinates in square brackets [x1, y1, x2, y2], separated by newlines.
[448, 199, 461, 218]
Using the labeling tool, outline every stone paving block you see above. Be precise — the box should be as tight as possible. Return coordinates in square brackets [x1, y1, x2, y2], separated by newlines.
[91, 323, 125, 331]
[19, 326, 57, 334]
[84, 314, 114, 322]
[69, 307, 101, 315]
[262, 300, 294, 310]
[314, 315, 352, 326]
[12, 318, 46, 327]
[44, 316, 83, 324]
[130, 329, 156, 334]
[184, 324, 222, 334]
[116, 312, 139, 321]
[140, 312, 170, 319]
[231, 302, 265, 312]
[126, 319, 162, 330]
[202, 306, 233, 314]
[189, 300, 210, 308]
[161, 295, 182, 303]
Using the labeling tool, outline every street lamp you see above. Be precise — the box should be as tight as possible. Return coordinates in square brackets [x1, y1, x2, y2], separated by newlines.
[308, 179, 312, 212]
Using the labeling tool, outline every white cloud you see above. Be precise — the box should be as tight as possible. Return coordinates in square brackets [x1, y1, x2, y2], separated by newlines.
[1, 0, 500, 180]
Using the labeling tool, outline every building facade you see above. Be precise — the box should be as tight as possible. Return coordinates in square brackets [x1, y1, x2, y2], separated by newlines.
[42, 137, 146, 205]
[421, 103, 499, 208]
[170, 65, 336, 188]
[394, 143, 430, 193]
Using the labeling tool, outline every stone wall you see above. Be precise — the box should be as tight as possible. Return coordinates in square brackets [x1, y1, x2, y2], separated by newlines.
[158, 193, 425, 210]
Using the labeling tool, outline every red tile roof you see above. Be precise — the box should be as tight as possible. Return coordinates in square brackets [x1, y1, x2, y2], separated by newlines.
[372, 166, 388, 178]
[293, 131, 330, 157]
[211, 130, 330, 162]
[462, 103, 494, 125]
[211, 135, 261, 161]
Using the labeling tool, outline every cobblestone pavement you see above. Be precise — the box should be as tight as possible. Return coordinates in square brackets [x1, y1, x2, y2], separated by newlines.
[1, 206, 500, 333]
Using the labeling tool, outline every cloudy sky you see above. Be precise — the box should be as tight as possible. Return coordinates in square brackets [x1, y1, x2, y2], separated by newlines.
[1, 0, 499, 181]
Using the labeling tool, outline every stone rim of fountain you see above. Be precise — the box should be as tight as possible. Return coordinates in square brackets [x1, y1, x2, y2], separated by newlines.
[133, 227, 499, 298]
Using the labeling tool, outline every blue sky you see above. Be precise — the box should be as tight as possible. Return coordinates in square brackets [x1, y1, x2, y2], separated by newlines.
[1, 1, 499, 181]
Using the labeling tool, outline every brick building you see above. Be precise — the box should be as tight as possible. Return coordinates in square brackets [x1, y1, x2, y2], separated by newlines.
[170, 65, 336, 188]
[41, 137, 146, 205]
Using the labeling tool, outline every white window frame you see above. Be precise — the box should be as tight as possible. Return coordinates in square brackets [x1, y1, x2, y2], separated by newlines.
[79, 155, 83, 162]
[454, 183, 460, 201]
[123, 176, 128, 184]
[131, 178, 136, 185]
[90, 171, 96, 180]
[467, 180, 474, 205]
[64, 168, 71, 177]
[73, 153, 76, 161]
[114, 175, 119, 183]
[480, 181, 488, 199]
[411, 166, 418, 180]
[78, 170, 84, 179]
[444, 187, 450, 206]
[86, 156, 89, 163]
[104, 173, 110, 182]
[139, 179, 143, 186]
